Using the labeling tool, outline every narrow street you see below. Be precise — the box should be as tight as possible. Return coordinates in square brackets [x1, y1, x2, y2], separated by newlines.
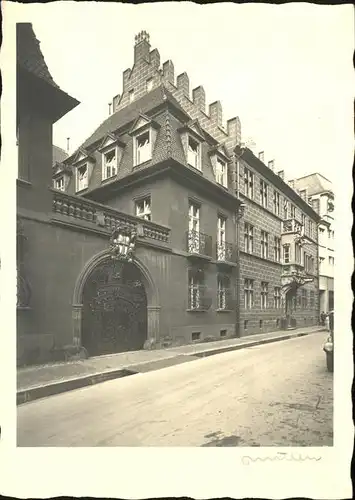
[17, 332, 333, 447]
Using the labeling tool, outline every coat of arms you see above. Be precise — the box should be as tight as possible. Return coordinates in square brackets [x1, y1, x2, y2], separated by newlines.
[109, 225, 137, 262]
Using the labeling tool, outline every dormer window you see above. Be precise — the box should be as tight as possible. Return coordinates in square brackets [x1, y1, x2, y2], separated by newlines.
[134, 130, 151, 166]
[76, 163, 88, 192]
[187, 136, 201, 170]
[54, 176, 65, 191]
[102, 148, 117, 180]
[216, 157, 228, 187]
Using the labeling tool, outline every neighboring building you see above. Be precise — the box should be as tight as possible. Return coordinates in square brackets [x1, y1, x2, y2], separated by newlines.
[17, 26, 321, 366]
[291, 173, 334, 313]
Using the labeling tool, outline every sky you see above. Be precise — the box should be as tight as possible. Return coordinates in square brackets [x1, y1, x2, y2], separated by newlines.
[9, 2, 355, 183]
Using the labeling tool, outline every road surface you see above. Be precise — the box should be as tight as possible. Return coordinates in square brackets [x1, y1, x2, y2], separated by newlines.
[17, 332, 333, 447]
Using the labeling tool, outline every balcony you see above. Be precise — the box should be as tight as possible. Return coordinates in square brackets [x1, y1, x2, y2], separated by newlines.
[187, 285, 212, 311]
[186, 230, 212, 260]
[282, 218, 303, 234]
[216, 241, 236, 266]
[281, 264, 314, 289]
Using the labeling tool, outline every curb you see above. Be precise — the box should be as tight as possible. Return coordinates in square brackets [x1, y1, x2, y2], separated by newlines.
[17, 328, 324, 406]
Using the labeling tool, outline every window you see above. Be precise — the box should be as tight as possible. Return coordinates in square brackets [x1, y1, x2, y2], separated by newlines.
[244, 320, 248, 330]
[244, 167, 254, 198]
[260, 180, 268, 208]
[283, 199, 289, 219]
[102, 148, 117, 180]
[216, 157, 228, 187]
[274, 237, 281, 262]
[54, 176, 65, 191]
[310, 291, 315, 307]
[76, 164, 88, 191]
[244, 279, 254, 309]
[188, 270, 204, 310]
[329, 256, 334, 266]
[261, 281, 269, 309]
[301, 289, 307, 308]
[217, 216, 226, 259]
[135, 131, 151, 166]
[273, 190, 280, 216]
[290, 204, 296, 218]
[295, 241, 302, 264]
[135, 197, 151, 221]
[146, 78, 153, 92]
[283, 244, 290, 264]
[129, 90, 135, 103]
[301, 213, 306, 227]
[187, 136, 201, 170]
[189, 202, 200, 233]
[274, 287, 281, 309]
[244, 223, 254, 253]
[261, 230, 269, 258]
[217, 274, 231, 310]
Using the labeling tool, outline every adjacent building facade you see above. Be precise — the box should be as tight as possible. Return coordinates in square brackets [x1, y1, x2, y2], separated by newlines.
[292, 173, 334, 313]
[17, 26, 321, 366]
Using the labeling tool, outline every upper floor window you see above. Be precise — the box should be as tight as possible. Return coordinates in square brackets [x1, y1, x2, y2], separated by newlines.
[261, 281, 269, 309]
[244, 167, 254, 198]
[54, 176, 65, 192]
[273, 190, 280, 216]
[329, 256, 334, 266]
[216, 157, 228, 187]
[274, 287, 281, 309]
[261, 230, 269, 259]
[290, 204, 296, 218]
[260, 180, 268, 208]
[146, 78, 153, 92]
[301, 213, 306, 227]
[134, 130, 151, 166]
[102, 148, 117, 180]
[283, 244, 290, 264]
[283, 199, 289, 219]
[217, 216, 226, 244]
[188, 201, 200, 233]
[244, 223, 254, 253]
[135, 196, 151, 221]
[187, 136, 201, 170]
[76, 163, 88, 192]
[244, 279, 254, 309]
[274, 237, 281, 262]
[295, 241, 302, 264]
[129, 90, 135, 103]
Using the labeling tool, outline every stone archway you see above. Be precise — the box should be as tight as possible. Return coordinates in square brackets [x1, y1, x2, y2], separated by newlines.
[72, 250, 160, 354]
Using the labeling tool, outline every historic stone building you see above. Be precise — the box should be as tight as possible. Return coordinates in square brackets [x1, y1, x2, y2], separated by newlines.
[17, 25, 321, 366]
[291, 173, 334, 313]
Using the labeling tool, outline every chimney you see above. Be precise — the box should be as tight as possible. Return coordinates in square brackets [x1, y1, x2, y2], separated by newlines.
[258, 151, 264, 162]
[192, 86, 206, 112]
[277, 170, 285, 180]
[66, 137, 70, 152]
[209, 101, 223, 128]
[162, 60, 175, 85]
[149, 48, 160, 68]
[288, 179, 295, 189]
[268, 160, 275, 171]
[176, 72, 190, 98]
[134, 30, 150, 63]
[108, 103, 112, 115]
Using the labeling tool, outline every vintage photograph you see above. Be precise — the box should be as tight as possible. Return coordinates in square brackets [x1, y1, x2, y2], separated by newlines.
[14, 3, 343, 449]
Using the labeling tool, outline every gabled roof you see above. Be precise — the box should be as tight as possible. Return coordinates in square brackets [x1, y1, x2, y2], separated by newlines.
[70, 85, 188, 156]
[71, 147, 95, 164]
[209, 143, 230, 160]
[17, 23, 59, 90]
[293, 173, 333, 196]
[52, 145, 68, 166]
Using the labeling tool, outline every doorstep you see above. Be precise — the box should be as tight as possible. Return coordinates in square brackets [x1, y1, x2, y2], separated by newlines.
[17, 325, 326, 405]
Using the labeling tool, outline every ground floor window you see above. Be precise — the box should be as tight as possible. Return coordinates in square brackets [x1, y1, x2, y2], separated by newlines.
[188, 269, 206, 310]
[217, 274, 231, 310]
[261, 281, 269, 308]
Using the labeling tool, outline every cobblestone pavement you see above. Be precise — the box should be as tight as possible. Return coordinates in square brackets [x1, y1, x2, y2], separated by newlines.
[17, 332, 333, 447]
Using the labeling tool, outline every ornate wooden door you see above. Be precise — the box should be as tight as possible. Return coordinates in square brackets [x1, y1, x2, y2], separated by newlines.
[82, 260, 147, 356]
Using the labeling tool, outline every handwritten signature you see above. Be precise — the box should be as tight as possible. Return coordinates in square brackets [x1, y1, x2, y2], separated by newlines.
[241, 452, 322, 465]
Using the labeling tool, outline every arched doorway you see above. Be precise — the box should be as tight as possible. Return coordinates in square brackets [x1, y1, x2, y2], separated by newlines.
[81, 258, 147, 356]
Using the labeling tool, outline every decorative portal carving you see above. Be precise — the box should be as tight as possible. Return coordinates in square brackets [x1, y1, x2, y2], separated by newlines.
[109, 225, 137, 279]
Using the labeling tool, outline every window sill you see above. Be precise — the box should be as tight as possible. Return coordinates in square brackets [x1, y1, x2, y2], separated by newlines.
[186, 309, 207, 313]
[133, 159, 152, 169]
[75, 187, 89, 194]
[101, 175, 117, 184]
[216, 308, 233, 313]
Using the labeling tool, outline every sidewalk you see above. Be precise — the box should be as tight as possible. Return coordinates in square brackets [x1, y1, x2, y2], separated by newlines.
[17, 325, 326, 405]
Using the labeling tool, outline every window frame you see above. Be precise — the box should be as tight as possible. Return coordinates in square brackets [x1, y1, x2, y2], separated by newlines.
[244, 222, 254, 254]
[260, 179, 268, 208]
[76, 162, 89, 192]
[102, 146, 118, 181]
[187, 135, 201, 171]
[244, 278, 254, 309]
[134, 129, 152, 166]
[216, 156, 228, 187]
[54, 176, 65, 192]
[274, 286, 281, 309]
[274, 236, 281, 262]
[273, 190, 280, 216]
[261, 230, 269, 259]
[261, 281, 269, 309]
[283, 244, 290, 264]
[244, 167, 254, 199]
[135, 196, 152, 221]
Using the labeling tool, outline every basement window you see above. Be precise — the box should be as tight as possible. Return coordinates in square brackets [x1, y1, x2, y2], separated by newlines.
[220, 329, 227, 337]
[192, 332, 201, 341]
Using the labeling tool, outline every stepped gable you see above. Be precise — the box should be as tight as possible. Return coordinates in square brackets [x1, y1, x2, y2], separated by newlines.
[111, 30, 242, 153]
